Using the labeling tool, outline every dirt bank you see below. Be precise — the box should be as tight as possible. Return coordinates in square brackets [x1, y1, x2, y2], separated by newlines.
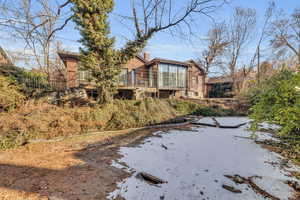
[0, 124, 192, 200]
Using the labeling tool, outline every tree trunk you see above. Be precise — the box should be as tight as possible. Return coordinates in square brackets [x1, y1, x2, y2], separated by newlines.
[257, 46, 260, 85]
[97, 85, 113, 104]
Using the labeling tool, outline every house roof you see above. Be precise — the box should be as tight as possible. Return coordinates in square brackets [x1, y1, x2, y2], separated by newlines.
[206, 68, 257, 84]
[57, 51, 205, 75]
[58, 51, 80, 60]
[136, 55, 147, 63]
[206, 76, 233, 84]
[146, 58, 191, 67]
[186, 60, 206, 74]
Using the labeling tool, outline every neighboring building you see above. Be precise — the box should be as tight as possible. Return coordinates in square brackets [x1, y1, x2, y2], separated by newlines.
[0, 47, 12, 66]
[205, 68, 257, 98]
[205, 75, 234, 98]
[58, 51, 206, 99]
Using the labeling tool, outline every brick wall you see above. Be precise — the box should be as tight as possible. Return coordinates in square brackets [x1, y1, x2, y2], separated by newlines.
[123, 57, 145, 71]
[64, 58, 79, 88]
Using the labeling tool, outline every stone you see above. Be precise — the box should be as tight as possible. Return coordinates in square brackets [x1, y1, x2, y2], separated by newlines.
[49, 88, 90, 106]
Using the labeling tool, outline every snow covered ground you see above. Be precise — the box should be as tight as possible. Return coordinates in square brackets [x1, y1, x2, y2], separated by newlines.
[109, 117, 299, 200]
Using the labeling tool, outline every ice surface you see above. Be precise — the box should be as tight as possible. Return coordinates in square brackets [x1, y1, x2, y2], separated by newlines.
[197, 117, 216, 126]
[109, 117, 299, 200]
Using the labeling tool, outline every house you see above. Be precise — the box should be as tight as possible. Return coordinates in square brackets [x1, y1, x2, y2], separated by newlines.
[205, 75, 234, 98]
[205, 68, 259, 98]
[58, 51, 206, 99]
[0, 46, 12, 66]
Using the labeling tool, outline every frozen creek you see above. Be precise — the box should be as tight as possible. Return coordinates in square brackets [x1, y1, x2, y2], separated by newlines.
[109, 117, 299, 200]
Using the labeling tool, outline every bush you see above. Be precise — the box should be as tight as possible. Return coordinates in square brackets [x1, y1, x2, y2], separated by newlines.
[168, 99, 237, 116]
[0, 76, 25, 111]
[250, 69, 300, 135]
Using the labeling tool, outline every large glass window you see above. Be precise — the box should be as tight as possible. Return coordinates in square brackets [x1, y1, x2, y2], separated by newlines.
[169, 65, 178, 87]
[177, 67, 187, 88]
[119, 68, 128, 86]
[159, 64, 170, 87]
[158, 63, 187, 88]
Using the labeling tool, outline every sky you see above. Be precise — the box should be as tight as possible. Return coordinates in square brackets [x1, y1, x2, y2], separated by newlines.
[55, 0, 299, 60]
[0, 0, 299, 68]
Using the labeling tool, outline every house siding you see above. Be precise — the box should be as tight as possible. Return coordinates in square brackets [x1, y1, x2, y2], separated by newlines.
[188, 64, 205, 98]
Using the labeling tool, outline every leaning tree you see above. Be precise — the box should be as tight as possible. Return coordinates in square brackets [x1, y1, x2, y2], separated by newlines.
[270, 7, 300, 65]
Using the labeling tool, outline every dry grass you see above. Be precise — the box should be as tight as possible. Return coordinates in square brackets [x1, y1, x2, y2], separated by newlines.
[0, 97, 237, 150]
[0, 98, 201, 149]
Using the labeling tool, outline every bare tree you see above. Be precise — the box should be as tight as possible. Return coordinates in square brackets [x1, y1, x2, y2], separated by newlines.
[224, 7, 256, 92]
[269, 7, 300, 65]
[197, 22, 230, 75]
[250, 1, 275, 84]
[118, 0, 227, 59]
[0, 0, 72, 80]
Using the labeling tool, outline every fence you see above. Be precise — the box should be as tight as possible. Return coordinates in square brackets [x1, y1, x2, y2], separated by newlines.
[19, 74, 67, 92]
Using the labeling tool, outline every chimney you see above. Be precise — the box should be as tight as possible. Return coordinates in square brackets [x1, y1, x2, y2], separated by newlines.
[143, 52, 150, 61]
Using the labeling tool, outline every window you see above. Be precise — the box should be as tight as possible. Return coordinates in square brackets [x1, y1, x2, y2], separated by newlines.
[78, 70, 91, 83]
[149, 68, 154, 87]
[158, 63, 187, 88]
[169, 65, 177, 87]
[159, 64, 169, 87]
[119, 69, 128, 86]
[177, 67, 187, 88]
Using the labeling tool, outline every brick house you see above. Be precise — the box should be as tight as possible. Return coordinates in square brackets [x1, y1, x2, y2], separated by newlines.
[58, 51, 206, 99]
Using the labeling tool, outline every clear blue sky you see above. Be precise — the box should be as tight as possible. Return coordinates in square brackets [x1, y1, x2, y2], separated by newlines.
[1, 0, 299, 66]
[57, 0, 298, 62]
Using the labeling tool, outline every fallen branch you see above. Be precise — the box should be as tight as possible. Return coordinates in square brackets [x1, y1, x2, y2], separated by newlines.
[137, 172, 168, 184]
[247, 177, 280, 200]
[191, 122, 216, 127]
[191, 122, 247, 129]
[219, 123, 248, 129]
[172, 127, 198, 132]
[285, 180, 300, 192]
[222, 184, 242, 193]
[224, 174, 280, 200]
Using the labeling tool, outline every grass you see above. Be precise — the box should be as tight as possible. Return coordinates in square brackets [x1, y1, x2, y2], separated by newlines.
[0, 98, 236, 150]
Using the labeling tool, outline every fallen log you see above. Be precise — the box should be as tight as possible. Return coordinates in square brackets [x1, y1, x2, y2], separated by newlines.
[219, 123, 248, 129]
[224, 174, 280, 200]
[137, 172, 168, 184]
[222, 184, 242, 193]
[191, 122, 216, 127]
[191, 122, 247, 129]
